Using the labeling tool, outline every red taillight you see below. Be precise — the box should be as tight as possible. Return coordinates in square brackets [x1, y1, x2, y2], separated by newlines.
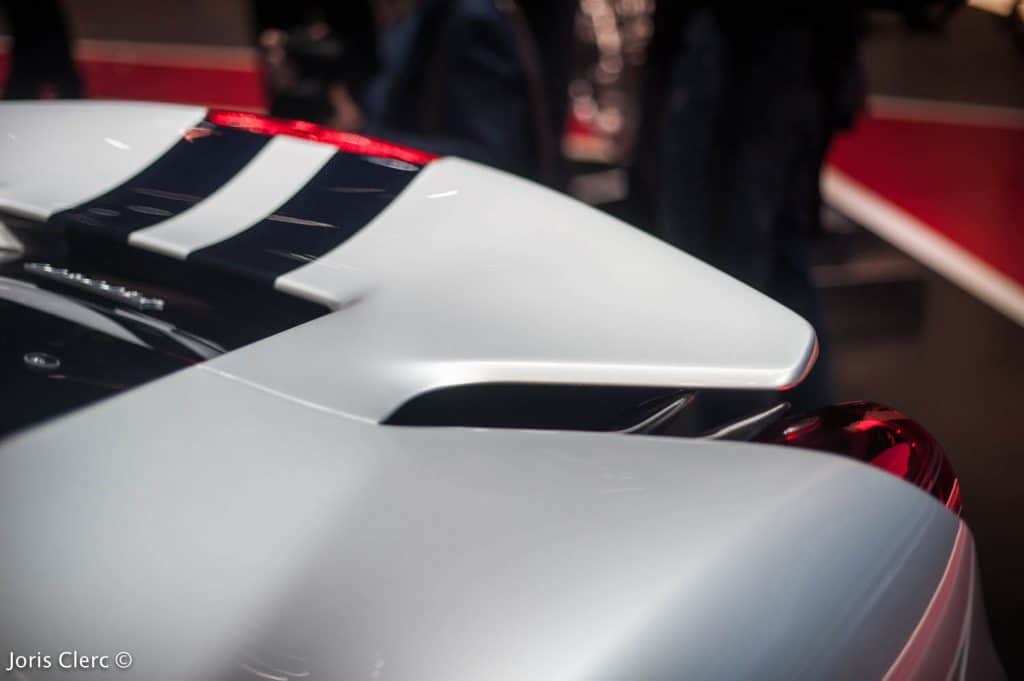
[756, 402, 961, 514]
[205, 110, 439, 166]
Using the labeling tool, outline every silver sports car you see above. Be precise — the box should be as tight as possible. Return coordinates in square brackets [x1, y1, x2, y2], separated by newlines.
[0, 102, 1005, 680]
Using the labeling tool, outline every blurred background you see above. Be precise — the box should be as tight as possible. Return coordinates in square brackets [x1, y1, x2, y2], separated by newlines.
[1, 0, 1021, 673]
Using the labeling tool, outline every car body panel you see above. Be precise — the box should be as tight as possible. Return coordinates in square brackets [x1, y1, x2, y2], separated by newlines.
[881, 526, 1003, 681]
[0, 101, 996, 680]
[0, 362, 957, 681]
[209, 156, 817, 421]
[126, 135, 337, 259]
[0, 101, 205, 220]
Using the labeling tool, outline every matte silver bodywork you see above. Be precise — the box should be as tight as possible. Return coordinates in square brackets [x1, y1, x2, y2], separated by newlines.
[0, 364, 959, 681]
[0, 102, 993, 680]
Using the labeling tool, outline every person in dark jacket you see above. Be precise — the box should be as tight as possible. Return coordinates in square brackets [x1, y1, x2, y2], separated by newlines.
[360, 0, 549, 179]
[631, 3, 864, 412]
[251, 0, 379, 126]
[1, 0, 82, 99]
[517, 0, 577, 186]
[253, 0, 563, 181]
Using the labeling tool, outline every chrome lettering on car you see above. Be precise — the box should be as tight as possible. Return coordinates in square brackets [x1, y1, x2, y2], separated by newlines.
[23, 262, 165, 311]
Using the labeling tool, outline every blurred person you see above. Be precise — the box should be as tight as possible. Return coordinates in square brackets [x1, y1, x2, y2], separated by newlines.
[251, 0, 379, 127]
[631, 3, 865, 412]
[1, 0, 82, 99]
[360, 0, 554, 179]
[517, 0, 578, 186]
[254, 0, 561, 179]
[253, 0, 556, 180]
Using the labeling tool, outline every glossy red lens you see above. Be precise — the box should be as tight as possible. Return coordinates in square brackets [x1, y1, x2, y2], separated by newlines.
[756, 402, 961, 514]
[205, 110, 439, 166]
